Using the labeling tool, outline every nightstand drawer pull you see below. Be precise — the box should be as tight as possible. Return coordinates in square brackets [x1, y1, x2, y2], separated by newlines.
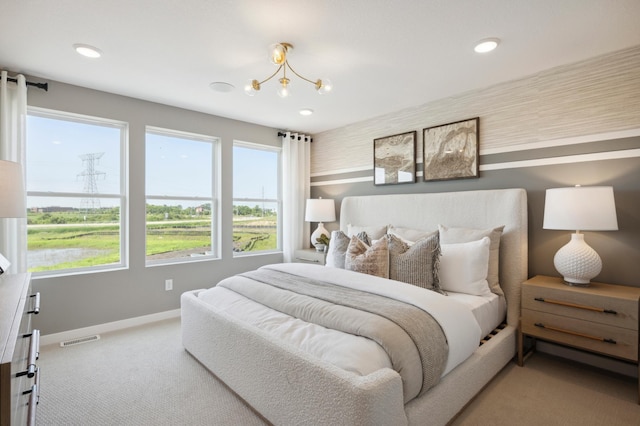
[533, 297, 617, 315]
[534, 322, 617, 344]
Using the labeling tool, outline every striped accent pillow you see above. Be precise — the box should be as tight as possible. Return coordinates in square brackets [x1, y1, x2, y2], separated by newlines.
[387, 232, 444, 294]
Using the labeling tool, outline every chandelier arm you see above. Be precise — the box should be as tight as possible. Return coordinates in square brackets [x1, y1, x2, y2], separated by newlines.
[285, 60, 318, 86]
[257, 64, 285, 85]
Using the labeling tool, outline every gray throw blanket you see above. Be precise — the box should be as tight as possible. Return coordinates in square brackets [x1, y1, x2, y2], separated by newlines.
[219, 268, 448, 402]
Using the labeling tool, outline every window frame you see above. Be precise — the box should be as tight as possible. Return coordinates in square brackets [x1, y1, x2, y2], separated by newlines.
[145, 126, 221, 266]
[26, 106, 129, 277]
[232, 140, 282, 257]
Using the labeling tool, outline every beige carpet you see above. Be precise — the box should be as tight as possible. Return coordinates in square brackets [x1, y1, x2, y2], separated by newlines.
[37, 318, 640, 425]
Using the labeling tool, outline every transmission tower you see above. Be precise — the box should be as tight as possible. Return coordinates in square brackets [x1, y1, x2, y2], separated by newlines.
[78, 152, 106, 212]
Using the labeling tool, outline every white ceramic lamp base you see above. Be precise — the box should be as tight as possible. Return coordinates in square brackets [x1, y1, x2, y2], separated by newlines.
[553, 233, 602, 286]
[310, 222, 329, 251]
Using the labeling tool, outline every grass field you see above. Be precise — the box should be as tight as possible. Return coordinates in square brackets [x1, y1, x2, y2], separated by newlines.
[27, 215, 278, 272]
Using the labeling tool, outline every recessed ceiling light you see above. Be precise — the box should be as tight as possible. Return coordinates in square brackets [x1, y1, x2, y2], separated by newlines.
[474, 38, 500, 53]
[73, 44, 102, 58]
[209, 82, 235, 93]
[299, 108, 314, 116]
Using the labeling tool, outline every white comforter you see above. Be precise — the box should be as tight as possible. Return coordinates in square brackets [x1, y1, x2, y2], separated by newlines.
[198, 263, 482, 387]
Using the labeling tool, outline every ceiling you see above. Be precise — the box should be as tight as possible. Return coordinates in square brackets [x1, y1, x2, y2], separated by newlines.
[2, 0, 640, 134]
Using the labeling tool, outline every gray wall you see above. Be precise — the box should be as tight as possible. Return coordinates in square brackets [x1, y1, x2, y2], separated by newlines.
[27, 81, 283, 335]
[311, 46, 640, 289]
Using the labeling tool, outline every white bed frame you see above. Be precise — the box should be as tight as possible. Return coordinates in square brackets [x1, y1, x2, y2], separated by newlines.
[182, 188, 528, 425]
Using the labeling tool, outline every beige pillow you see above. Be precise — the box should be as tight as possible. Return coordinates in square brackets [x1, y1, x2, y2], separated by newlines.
[387, 233, 444, 294]
[438, 224, 505, 296]
[345, 235, 389, 278]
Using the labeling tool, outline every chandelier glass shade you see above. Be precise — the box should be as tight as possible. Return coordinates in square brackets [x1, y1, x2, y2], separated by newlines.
[244, 42, 332, 98]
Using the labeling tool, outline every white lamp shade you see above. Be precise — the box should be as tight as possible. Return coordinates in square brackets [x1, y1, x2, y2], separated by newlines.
[543, 186, 618, 231]
[543, 186, 617, 285]
[305, 198, 336, 223]
[0, 160, 26, 218]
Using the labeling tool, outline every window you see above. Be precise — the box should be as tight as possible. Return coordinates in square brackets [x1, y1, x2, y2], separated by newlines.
[26, 108, 127, 275]
[233, 141, 281, 255]
[145, 127, 219, 264]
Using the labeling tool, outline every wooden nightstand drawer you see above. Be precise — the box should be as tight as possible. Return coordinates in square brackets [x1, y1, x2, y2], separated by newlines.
[521, 309, 638, 361]
[518, 275, 640, 403]
[293, 249, 326, 265]
[522, 281, 639, 330]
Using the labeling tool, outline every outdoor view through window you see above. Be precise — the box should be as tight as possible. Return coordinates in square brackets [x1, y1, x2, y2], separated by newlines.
[145, 128, 217, 263]
[26, 110, 125, 274]
[24, 110, 280, 274]
[233, 143, 280, 254]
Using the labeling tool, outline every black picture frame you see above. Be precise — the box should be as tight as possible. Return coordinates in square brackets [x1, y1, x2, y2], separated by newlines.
[423, 117, 479, 181]
[373, 131, 416, 186]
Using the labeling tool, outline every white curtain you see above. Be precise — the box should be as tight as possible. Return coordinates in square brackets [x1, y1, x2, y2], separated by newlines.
[281, 132, 311, 262]
[0, 71, 28, 273]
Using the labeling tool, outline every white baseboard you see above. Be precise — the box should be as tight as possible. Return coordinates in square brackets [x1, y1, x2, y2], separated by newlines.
[537, 340, 638, 378]
[40, 309, 181, 347]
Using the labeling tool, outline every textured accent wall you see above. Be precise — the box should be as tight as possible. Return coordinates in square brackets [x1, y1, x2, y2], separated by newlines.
[309, 45, 640, 289]
[311, 46, 640, 176]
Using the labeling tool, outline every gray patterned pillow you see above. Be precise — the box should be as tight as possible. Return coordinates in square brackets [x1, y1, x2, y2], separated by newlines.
[387, 232, 445, 295]
[326, 231, 371, 269]
[345, 235, 389, 278]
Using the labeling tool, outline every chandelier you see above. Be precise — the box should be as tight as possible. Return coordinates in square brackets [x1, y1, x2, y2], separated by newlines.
[244, 42, 332, 98]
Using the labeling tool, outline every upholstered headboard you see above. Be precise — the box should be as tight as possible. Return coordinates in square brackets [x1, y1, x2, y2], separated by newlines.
[340, 188, 528, 326]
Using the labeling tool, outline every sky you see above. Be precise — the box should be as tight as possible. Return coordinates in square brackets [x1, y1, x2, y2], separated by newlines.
[26, 113, 279, 209]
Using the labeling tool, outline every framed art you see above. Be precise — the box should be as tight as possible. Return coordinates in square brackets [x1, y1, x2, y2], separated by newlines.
[373, 131, 416, 186]
[423, 117, 479, 181]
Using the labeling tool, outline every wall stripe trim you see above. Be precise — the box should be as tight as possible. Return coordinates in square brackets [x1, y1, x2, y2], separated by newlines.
[311, 165, 370, 177]
[311, 147, 640, 186]
[311, 176, 372, 187]
[479, 148, 640, 171]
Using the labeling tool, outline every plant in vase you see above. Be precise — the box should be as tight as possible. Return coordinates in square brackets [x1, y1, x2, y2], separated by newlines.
[315, 234, 330, 252]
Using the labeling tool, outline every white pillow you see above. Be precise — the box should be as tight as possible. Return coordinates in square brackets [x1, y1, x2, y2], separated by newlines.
[347, 224, 387, 240]
[387, 224, 435, 245]
[439, 237, 492, 296]
[439, 224, 505, 296]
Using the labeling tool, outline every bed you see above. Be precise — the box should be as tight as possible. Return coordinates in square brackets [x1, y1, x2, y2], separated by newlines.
[181, 188, 528, 425]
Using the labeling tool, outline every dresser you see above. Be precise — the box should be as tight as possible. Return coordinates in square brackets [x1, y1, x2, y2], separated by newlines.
[0, 273, 40, 426]
[518, 275, 640, 402]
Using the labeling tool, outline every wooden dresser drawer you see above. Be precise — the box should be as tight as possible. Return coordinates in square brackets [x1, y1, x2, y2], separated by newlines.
[1, 273, 38, 426]
[522, 279, 639, 330]
[521, 309, 638, 361]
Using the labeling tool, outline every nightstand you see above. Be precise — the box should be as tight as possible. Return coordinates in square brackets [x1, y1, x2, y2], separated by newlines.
[518, 275, 640, 403]
[293, 248, 326, 265]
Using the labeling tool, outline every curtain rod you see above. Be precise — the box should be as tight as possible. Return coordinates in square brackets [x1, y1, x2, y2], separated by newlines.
[277, 131, 313, 143]
[4, 76, 48, 91]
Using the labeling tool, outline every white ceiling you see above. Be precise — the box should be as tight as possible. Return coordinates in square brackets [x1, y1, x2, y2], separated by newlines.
[2, 0, 640, 134]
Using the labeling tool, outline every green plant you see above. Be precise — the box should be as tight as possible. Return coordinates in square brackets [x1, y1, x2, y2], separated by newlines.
[316, 233, 330, 246]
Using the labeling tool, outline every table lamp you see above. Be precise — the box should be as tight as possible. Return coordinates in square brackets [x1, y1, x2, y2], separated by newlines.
[0, 160, 27, 275]
[305, 198, 336, 251]
[543, 185, 618, 286]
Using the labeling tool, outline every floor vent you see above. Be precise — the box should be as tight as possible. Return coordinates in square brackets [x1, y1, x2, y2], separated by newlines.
[60, 335, 101, 347]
